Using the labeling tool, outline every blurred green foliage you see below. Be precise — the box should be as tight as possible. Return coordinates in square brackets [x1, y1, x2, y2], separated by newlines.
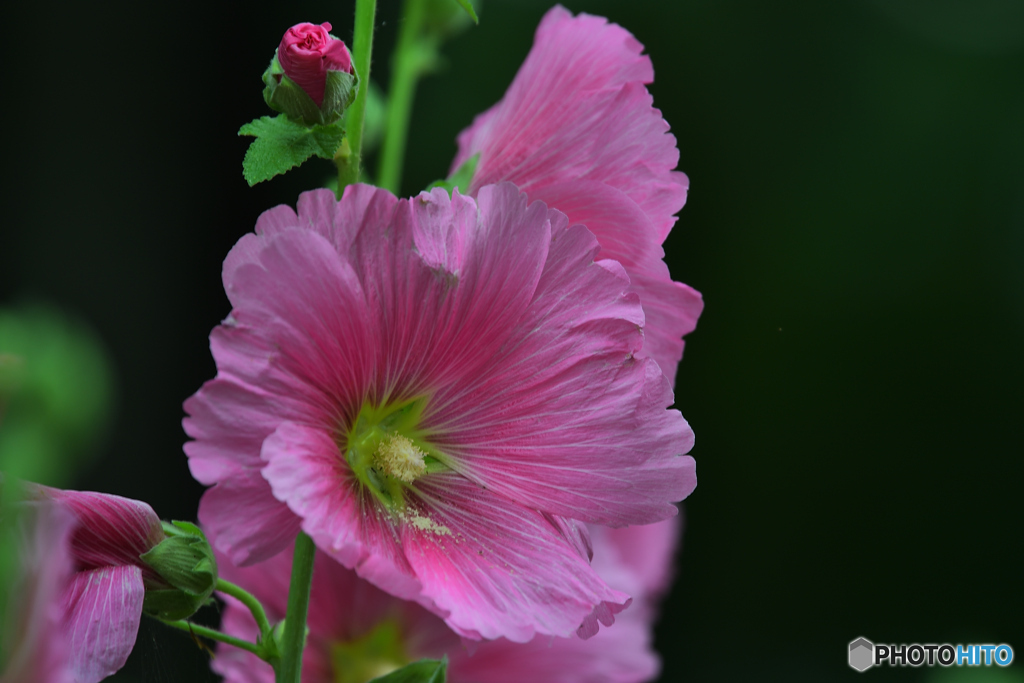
[0, 303, 115, 486]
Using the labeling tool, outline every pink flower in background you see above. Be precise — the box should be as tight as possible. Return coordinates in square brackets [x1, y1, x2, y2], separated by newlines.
[185, 183, 696, 640]
[1, 501, 76, 683]
[27, 485, 167, 683]
[277, 22, 353, 106]
[451, 6, 702, 384]
[211, 518, 681, 683]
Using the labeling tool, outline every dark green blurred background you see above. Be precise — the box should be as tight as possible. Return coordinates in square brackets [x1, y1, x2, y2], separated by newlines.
[1, 0, 1022, 680]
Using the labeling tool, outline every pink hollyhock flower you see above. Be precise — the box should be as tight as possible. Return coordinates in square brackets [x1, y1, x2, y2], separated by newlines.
[1, 501, 76, 683]
[184, 183, 696, 640]
[277, 22, 354, 107]
[210, 518, 680, 683]
[26, 486, 165, 683]
[450, 6, 702, 384]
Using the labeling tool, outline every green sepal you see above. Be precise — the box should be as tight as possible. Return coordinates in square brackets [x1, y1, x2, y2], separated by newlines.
[139, 520, 217, 621]
[140, 589, 211, 622]
[262, 54, 358, 127]
[368, 658, 447, 683]
[426, 153, 479, 197]
[238, 115, 346, 186]
[321, 70, 359, 123]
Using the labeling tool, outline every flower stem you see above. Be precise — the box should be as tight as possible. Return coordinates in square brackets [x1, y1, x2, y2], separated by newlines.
[161, 619, 264, 658]
[336, 0, 378, 195]
[276, 532, 317, 683]
[216, 577, 272, 642]
[377, 0, 430, 194]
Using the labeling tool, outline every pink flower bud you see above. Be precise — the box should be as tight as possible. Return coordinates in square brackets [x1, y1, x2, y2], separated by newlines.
[277, 22, 353, 107]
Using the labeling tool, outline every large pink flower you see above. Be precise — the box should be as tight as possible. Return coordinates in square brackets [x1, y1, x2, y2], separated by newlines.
[211, 518, 680, 683]
[451, 6, 702, 384]
[184, 183, 696, 640]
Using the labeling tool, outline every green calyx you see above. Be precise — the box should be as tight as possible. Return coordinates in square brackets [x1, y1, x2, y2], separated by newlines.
[344, 398, 448, 511]
[239, 53, 359, 186]
[139, 520, 217, 621]
[262, 54, 358, 127]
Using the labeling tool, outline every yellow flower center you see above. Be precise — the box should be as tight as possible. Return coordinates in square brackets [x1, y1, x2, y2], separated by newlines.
[343, 397, 448, 511]
[373, 434, 427, 483]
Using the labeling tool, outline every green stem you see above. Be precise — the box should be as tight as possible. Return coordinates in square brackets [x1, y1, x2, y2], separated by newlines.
[276, 532, 317, 683]
[377, 0, 429, 194]
[216, 577, 272, 642]
[161, 619, 264, 658]
[337, 0, 378, 195]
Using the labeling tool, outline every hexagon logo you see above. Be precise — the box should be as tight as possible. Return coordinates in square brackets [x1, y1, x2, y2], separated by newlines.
[849, 637, 874, 672]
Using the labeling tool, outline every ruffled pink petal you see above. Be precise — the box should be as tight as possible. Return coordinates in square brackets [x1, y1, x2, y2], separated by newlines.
[452, 8, 685, 240]
[523, 179, 703, 381]
[400, 472, 630, 642]
[627, 259, 704, 385]
[61, 565, 144, 683]
[197, 468, 302, 566]
[261, 421, 424, 602]
[577, 515, 683, 638]
[28, 486, 164, 576]
[450, 6, 700, 381]
[448, 607, 658, 683]
[183, 376, 279, 485]
[597, 515, 682, 606]
[428, 213, 695, 525]
[307, 183, 401, 257]
[527, 181, 661, 268]
[226, 230, 374, 420]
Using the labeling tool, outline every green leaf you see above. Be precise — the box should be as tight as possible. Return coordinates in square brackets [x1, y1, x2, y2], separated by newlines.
[454, 0, 479, 24]
[238, 115, 345, 186]
[426, 153, 479, 196]
[368, 658, 447, 683]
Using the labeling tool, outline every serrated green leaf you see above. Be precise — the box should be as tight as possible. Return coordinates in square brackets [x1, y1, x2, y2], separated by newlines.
[454, 0, 479, 24]
[368, 658, 447, 683]
[239, 115, 345, 186]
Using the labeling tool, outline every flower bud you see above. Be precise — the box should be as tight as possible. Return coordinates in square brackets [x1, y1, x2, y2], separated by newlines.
[139, 521, 217, 621]
[27, 484, 218, 623]
[263, 22, 357, 126]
